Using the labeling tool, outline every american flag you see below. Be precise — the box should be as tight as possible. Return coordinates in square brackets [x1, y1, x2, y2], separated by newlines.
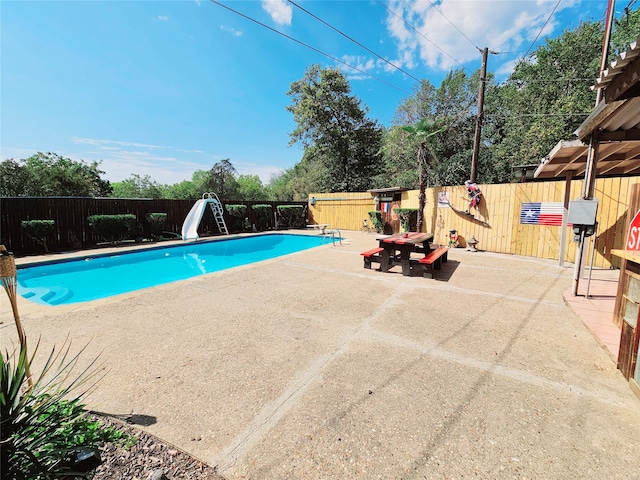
[381, 202, 390, 213]
[520, 202, 564, 226]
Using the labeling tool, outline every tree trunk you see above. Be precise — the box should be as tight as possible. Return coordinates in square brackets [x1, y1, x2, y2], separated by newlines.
[417, 144, 428, 232]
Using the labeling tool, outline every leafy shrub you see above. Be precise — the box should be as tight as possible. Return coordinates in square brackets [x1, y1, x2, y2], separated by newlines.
[368, 211, 384, 233]
[21, 220, 55, 253]
[145, 212, 167, 240]
[87, 214, 136, 244]
[394, 208, 418, 232]
[252, 205, 272, 231]
[225, 204, 247, 217]
[1, 343, 133, 479]
[276, 205, 306, 229]
[225, 204, 248, 233]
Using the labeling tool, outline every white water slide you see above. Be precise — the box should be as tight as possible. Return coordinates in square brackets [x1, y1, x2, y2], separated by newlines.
[181, 192, 229, 240]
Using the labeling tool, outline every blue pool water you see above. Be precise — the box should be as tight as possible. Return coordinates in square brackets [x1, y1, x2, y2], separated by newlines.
[17, 234, 328, 306]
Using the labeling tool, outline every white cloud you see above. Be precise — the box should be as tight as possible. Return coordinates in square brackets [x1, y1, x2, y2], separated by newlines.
[70, 137, 208, 184]
[220, 25, 243, 37]
[158, 15, 168, 21]
[72, 137, 168, 150]
[261, 0, 293, 26]
[3, 138, 289, 186]
[67, 137, 280, 185]
[339, 55, 377, 80]
[386, 0, 576, 72]
[235, 161, 284, 184]
[495, 58, 519, 77]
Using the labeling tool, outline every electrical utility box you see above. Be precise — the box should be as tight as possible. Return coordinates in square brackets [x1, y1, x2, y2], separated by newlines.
[568, 198, 599, 240]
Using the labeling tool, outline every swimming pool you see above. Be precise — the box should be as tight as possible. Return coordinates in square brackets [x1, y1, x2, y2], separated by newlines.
[17, 234, 329, 306]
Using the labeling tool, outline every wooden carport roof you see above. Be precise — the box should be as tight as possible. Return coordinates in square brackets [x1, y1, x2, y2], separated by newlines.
[534, 134, 640, 179]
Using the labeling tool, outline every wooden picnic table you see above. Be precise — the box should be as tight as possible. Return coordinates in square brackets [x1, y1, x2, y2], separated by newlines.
[376, 232, 434, 276]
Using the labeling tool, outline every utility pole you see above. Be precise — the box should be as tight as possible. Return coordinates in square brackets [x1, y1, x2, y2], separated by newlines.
[594, 0, 616, 107]
[572, 0, 615, 297]
[470, 47, 488, 183]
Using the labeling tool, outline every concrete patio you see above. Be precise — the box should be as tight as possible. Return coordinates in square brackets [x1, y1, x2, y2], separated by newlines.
[1, 230, 639, 479]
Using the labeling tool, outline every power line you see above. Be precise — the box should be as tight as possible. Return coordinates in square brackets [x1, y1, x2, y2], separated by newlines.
[376, 0, 466, 68]
[624, 0, 639, 11]
[522, 0, 563, 59]
[209, 0, 412, 95]
[485, 112, 590, 118]
[503, 41, 609, 57]
[286, 0, 422, 83]
[426, 0, 479, 50]
[506, 77, 595, 84]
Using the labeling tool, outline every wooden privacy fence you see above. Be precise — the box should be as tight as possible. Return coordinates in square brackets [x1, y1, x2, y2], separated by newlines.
[1, 197, 306, 255]
[309, 176, 640, 268]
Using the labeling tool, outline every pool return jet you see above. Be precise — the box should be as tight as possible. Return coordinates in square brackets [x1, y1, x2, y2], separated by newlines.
[181, 192, 229, 240]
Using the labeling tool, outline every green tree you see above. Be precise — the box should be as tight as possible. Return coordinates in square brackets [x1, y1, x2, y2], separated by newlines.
[207, 159, 239, 201]
[375, 126, 419, 189]
[236, 174, 266, 201]
[111, 174, 163, 198]
[266, 147, 330, 201]
[486, 21, 602, 174]
[0, 152, 111, 196]
[611, 7, 640, 57]
[265, 170, 294, 201]
[402, 119, 445, 232]
[286, 64, 383, 192]
[389, 70, 482, 186]
[393, 79, 437, 126]
[0, 159, 31, 196]
[162, 170, 211, 199]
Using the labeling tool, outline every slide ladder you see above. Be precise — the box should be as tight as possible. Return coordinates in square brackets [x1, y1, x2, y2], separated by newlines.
[181, 192, 229, 240]
[209, 193, 229, 235]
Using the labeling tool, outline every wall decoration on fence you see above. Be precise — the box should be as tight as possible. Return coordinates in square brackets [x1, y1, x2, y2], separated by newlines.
[437, 191, 450, 208]
[520, 202, 564, 226]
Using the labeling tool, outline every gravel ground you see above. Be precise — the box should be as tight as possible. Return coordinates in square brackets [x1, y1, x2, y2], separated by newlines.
[92, 414, 224, 480]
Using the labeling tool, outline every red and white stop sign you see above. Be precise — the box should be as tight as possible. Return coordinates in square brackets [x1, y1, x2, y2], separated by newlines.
[627, 209, 640, 251]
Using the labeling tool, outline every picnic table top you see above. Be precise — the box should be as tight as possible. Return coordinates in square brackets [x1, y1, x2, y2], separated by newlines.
[377, 232, 434, 245]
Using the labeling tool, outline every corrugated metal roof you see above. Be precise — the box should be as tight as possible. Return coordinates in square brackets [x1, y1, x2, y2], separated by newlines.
[577, 35, 640, 140]
[575, 96, 640, 140]
[592, 35, 640, 93]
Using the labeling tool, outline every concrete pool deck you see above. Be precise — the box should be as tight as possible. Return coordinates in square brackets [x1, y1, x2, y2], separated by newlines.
[1, 230, 639, 479]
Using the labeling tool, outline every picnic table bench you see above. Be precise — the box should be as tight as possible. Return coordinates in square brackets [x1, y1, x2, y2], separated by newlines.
[418, 246, 449, 278]
[360, 247, 384, 269]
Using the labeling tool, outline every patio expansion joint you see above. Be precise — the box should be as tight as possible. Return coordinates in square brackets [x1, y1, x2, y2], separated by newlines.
[284, 261, 566, 307]
[211, 281, 414, 474]
[361, 328, 637, 411]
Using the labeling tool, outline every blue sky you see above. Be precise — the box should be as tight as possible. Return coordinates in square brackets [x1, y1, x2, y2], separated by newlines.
[1, 0, 609, 185]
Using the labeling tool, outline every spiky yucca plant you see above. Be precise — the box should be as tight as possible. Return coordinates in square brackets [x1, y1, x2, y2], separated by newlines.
[0, 341, 132, 479]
